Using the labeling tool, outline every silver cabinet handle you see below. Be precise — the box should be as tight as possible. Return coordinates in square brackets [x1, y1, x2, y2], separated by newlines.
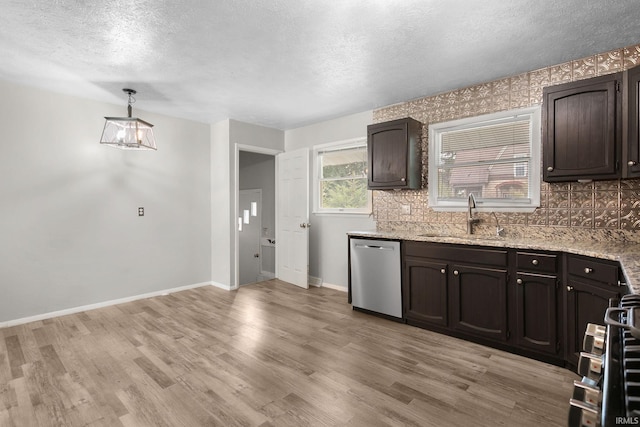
[531, 259, 539, 266]
[584, 267, 593, 274]
[354, 244, 394, 251]
[629, 160, 637, 166]
[453, 270, 459, 276]
[516, 278, 523, 285]
[440, 268, 446, 274]
[567, 285, 574, 291]
[547, 166, 554, 172]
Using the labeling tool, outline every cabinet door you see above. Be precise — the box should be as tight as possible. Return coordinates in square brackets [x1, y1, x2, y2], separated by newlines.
[566, 277, 620, 366]
[515, 273, 559, 355]
[450, 264, 508, 341]
[403, 257, 448, 326]
[368, 120, 409, 188]
[626, 65, 640, 177]
[367, 118, 421, 189]
[543, 73, 621, 182]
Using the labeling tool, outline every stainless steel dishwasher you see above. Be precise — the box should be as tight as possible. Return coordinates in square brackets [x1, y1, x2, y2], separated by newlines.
[349, 238, 402, 319]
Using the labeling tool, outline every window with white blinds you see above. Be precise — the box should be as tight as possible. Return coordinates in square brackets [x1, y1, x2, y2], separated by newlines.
[428, 106, 541, 212]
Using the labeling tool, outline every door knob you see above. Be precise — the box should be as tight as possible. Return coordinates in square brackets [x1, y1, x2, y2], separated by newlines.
[567, 285, 574, 292]
[453, 270, 459, 276]
[300, 223, 307, 228]
[440, 268, 446, 274]
[531, 259, 539, 266]
[547, 166, 554, 172]
[516, 278, 523, 285]
[629, 160, 637, 166]
[584, 267, 593, 274]
[254, 253, 260, 258]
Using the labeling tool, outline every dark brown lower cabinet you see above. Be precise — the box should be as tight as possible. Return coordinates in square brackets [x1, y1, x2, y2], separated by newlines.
[400, 241, 625, 368]
[514, 273, 560, 355]
[450, 264, 508, 341]
[566, 277, 621, 367]
[403, 257, 448, 327]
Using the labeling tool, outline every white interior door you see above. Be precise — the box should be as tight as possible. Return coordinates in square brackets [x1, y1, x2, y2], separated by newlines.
[238, 189, 262, 285]
[276, 148, 309, 288]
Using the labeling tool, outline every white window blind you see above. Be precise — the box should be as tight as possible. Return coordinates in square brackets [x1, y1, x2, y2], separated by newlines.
[428, 106, 541, 212]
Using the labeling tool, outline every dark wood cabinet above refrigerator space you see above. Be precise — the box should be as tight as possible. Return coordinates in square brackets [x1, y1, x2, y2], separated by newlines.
[542, 73, 622, 182]
[542, 64, 640, 182]
[367, 117, 422, 190]
[625, 64, 640, 178]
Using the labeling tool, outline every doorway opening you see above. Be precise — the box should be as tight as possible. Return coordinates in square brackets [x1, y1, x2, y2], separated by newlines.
[238, 150, 276, 286]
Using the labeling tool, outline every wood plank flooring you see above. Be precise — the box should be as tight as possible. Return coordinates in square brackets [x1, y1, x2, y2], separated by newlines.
[0, 279, 577, 426]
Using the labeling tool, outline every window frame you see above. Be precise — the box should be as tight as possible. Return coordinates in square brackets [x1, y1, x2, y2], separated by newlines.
[428, 106, 541, 213]
[312, 138, 372, 215]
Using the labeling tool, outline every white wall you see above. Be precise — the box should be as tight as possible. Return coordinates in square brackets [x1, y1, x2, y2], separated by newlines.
[0, 81, 211, 323]
[284, 110, 376, 290]
[210, 119, 284, 289]
[210, 119, 232, 288]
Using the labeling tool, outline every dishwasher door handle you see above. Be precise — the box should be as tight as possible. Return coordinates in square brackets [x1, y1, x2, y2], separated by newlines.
[354, 244, 395, 251]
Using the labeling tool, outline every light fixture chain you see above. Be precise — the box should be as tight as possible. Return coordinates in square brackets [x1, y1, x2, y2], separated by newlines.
[124, 88, 137, 118]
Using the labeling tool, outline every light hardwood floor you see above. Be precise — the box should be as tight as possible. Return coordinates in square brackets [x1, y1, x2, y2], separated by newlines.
[0, 279, 577, 426]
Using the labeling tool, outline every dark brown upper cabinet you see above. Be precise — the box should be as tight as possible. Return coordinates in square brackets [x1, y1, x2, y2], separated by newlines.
[625, 64, 640, 178]
[543, 73, 622, 182]
[367, 117, 422, 189]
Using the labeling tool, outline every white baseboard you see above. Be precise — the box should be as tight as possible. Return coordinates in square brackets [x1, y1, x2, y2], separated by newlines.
[319, 282, 348, 292]
[0, 281, 217, 329]
[210, 281, 232, 291]
[308, 275, 323, 287]
[258, 271, 276, 281]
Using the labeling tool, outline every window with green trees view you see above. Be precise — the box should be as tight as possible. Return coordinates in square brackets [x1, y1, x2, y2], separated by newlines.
[313, 139, 371, 214]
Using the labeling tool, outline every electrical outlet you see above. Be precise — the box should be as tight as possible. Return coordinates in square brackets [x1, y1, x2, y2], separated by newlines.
[401, 205, 411, 215]
[138, 207, 144, 216]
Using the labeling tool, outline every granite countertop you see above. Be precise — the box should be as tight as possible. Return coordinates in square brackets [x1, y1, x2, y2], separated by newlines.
[348, 230, 640, 294]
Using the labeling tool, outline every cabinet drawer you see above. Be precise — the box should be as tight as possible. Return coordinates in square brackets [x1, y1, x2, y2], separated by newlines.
[567, 255, 619, 285]
[516, 252, 558, 274]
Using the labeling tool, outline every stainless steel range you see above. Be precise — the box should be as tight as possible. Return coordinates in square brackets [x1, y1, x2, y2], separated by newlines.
[569, 294, 640, 426]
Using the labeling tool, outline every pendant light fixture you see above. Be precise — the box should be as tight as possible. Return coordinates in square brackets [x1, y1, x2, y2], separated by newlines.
[100, 88, 157, 150]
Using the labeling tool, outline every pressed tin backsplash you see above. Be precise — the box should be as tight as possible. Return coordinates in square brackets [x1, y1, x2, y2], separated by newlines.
[372, 43, 640, 241]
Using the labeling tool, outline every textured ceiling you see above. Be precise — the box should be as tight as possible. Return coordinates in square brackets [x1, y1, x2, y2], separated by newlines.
[1, 0, 640, 130]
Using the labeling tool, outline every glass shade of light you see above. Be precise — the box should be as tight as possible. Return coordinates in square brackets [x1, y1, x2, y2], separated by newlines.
[100, 117, 157, 150]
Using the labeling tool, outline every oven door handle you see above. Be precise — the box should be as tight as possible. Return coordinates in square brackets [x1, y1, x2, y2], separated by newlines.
[604, 307, 629, 328]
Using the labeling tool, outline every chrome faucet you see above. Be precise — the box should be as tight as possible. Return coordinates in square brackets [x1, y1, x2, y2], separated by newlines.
[467, 193, 480, 234]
